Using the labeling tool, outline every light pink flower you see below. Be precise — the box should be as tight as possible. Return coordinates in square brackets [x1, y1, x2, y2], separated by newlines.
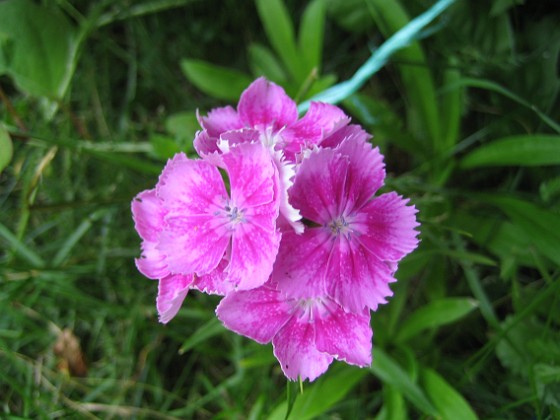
[216, 281, 372, 382]
[273, 132, 420, 313]
[132, 141, 282, 323]
[157, 141, 281, 290]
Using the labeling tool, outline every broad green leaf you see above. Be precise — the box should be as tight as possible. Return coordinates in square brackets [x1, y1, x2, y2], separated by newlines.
[461, 135, 560, 168]
[377, 385, 407, 420]
[422, 368, 479, 420]
[0, 125, 13, 172]
[0, 0, 78, 99]
[298, 0, 326, 73]
[165, 111, 199, 143]
[149, 134, 181, 161]
[370, 349, 438, 416]
[484, 195, 560, 266]
[255, 0, 306, 82]
[267, 366, 367, 420]
[395, 298, 479, 343]
[180, 59, 252, 101]
[326, 0, 373, 33]
[247, 43, 287, 84]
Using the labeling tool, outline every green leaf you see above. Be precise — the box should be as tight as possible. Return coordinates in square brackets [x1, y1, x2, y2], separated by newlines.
[422, 368, 479, 420]
[484, 195, 560, 266]
[255, 0, 306, 82]
[377, 385, 407, 420]
[247, 43, 288, 84]
[180, 59, 253, 101]
[0, 0, 78, 99]
[452, 78, 560, 134]
[370, 348, 439, 416]
[267, 366, 367, 420]
[0, 222, 45, 268]
[0, 124, 13, 173]
[149, 134, 181, 160]
[178, 318, 225, 354]
[461, 135, 560, 168]
[364, 0, 441, 150]
[298, 0, 326, 74]
[440, 56, 463, 152]
[395, 298, 479, 343]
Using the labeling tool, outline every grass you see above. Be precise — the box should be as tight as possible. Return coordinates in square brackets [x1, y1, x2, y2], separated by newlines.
[1, 0, 559, 418]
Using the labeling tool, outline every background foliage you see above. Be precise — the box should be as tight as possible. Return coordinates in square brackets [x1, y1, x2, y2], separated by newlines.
[1, 0, 559, 418]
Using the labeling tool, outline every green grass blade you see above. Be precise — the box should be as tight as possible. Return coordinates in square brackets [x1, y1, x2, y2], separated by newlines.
[180, 59, 253, 101]
[298, 0, 326, 74]
[298, 0, 457, 113]
[482, 195, 560, 266]
[364, 0, 441, 149]
[267, 366, 368, 420]
[460, 135, 560, 168]
[0, 222, 45, 268]
[52, 209, 109, 267]
[370, 348, 439, 416]
[454, 77, 560, 134]
[422, 368, 479, 420]
[247, 43, 288, 84]
[178, 317, 225, 354]
[440, 56, 463, 152]
[395, 298, 479, 343]
[0, 124, 13, 172]
[255, 0, 305, 82]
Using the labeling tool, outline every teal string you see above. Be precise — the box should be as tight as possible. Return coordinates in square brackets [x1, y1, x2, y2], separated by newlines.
[297, 0, 457, 113]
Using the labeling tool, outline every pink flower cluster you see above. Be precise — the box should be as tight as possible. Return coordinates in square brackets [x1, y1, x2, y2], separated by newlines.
[132, 78, 419, 381]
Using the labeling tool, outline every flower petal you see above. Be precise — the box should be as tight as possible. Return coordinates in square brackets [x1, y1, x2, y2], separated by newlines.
[336, 134, 385, 210]
[159, 214, 230, 275]
[198, 106, 243, 137]
[216, 283, 292, 344]
[192, 258, 234, 295]
[320, 124, 370, 149]
[135, 240, 168, 279]
[290, 147, 349, 224]
[229, 218, 281, 290]
[223, 142, 278, 209]
[194, 130, 221, 158]
[281, 102, 349, 157]
[132, 189, 166, 242]
[157, 154, 227, 216]
[157, 274, 194, 324]
[314, 302, 372, 366]
[238, 77, 298, 131]
[273, 229, 332, 299]
[326, 239, 396, 312]
[356, 192, 420, 262]
[272, 316, 333, 382]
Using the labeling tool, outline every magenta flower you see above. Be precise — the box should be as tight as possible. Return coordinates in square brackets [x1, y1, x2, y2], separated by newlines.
[132, 140, 282, 322]
[216, 281, 372, 382]
[195, 77, 349, 233]
[273, 132, 420, 313]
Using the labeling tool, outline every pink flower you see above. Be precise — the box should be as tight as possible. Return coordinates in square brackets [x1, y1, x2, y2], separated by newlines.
[216, 281, 372, 382]
[132, 141, 282, 322]
[273, 132, 420, 313]
[195, 77, 350, 233]
[195, 77, 349, 161]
